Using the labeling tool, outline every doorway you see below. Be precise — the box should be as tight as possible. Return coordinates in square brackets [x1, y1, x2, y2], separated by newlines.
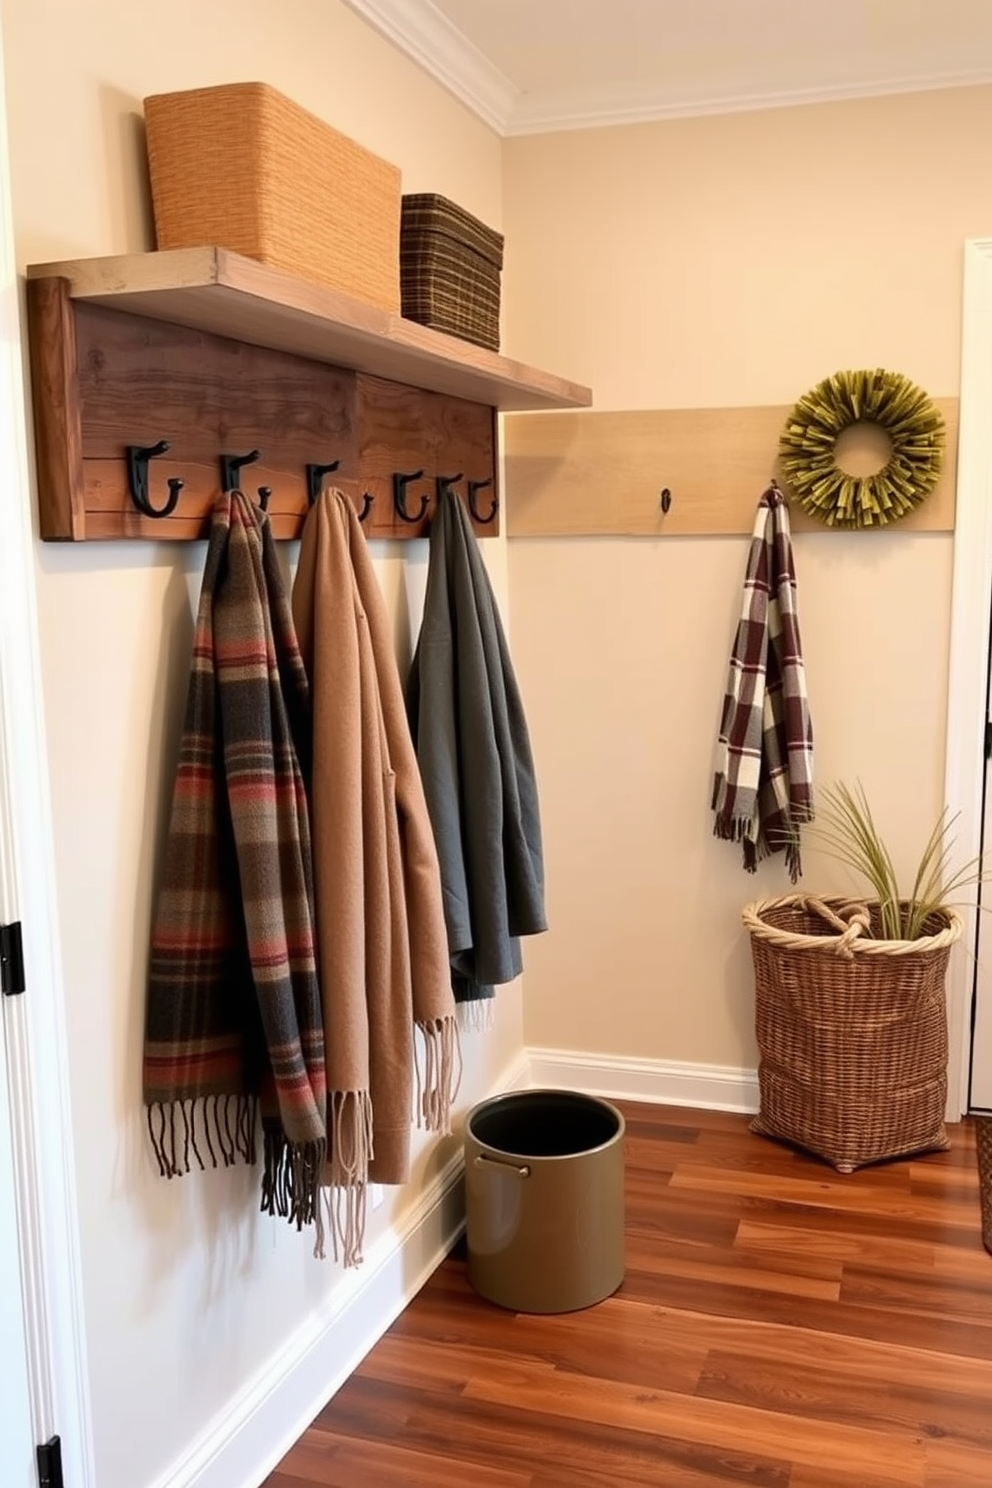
[0, 13, 92, 1481]
[944, 238, 992, 1116]
[969, 615, 992, 1109]
[0, 985, 35, 1486]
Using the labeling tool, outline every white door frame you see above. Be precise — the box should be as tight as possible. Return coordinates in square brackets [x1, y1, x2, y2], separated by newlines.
[0, 986, 34, 1486]
[943, 238, 992, 1116]
[0, 14, 94, 1485]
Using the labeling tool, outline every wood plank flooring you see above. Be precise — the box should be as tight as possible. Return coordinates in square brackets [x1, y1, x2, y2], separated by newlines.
[264, 1102, 992, 1487]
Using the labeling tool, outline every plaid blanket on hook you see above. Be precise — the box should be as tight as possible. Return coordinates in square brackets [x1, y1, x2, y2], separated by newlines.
[143, 490, 327, 1246]
[711, 485, 814, 881]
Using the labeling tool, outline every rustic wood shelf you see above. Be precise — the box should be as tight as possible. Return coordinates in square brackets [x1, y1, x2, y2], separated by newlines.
[26, 247, 592, 414]
[25, 248, 591, 543]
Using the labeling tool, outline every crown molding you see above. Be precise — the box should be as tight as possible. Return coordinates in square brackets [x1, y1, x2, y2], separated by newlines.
[341, 0, 518, 133]
[503, 65, 992, 137]
[342, 0, 992, 138]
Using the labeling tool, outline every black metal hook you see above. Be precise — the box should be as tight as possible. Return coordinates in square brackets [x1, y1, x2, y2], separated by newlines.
[257, 486, 273, 513]
[357, 492, 374, 523]
[220, 448, 260, 492]
[659, 487, 672, 514]
[393, 469, 430, 523]
[306, 460, 341, 506]
[436, 472, 464, 504]
[127, 440, 184, 519]
[468, 477, 499, 524]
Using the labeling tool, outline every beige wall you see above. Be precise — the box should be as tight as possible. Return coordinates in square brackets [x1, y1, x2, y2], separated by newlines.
[0, 4, 513, 1488]
[502, 87, 990, 1066]
[7, 8, 990, 1480]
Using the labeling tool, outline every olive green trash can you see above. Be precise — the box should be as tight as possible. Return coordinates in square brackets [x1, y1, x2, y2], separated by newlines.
[464, 1089, 625, 1313]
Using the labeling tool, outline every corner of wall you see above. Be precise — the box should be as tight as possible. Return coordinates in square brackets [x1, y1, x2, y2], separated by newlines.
[151, 1047, 530, 1488]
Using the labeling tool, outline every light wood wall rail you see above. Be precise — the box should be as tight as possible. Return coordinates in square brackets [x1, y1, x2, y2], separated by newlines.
[503, 400, 959, 538]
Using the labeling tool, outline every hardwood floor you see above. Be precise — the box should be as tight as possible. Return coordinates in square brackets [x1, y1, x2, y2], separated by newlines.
[264, 1103, 992, 1487]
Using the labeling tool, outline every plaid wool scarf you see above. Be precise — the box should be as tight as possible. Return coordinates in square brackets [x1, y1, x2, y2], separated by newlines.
[711, 485, 814, 881]
[143, 490, 327, 1244]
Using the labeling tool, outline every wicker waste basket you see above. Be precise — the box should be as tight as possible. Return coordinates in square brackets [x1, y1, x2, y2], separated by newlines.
[464, 1090, 625, 1314]
[743, 895, 961, 1173]
[976, 1117, 992, 1256]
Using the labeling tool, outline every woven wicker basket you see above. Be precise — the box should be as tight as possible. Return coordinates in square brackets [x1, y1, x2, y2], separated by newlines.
[143, 82, 401, 311]
[400, 193, 503, 351]
[743, 895, 961, 1173]
[976, 1116, 992, 1255]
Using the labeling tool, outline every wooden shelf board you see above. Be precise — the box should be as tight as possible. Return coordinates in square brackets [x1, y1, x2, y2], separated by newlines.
[503, 400, 959, 537]
[25, 247, 592, 414]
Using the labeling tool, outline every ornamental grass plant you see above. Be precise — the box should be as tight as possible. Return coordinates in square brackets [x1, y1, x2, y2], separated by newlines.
[812, 780, 981, 942]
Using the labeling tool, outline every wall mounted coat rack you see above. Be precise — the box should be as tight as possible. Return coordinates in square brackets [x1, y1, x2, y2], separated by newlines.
[24, 248, 591, 543]
[503, 402, 959, 537]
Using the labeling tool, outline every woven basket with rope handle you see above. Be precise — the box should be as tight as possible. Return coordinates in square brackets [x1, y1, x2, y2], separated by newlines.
[743, 895, 961, 1173]
[976, 1117, 992, 1256]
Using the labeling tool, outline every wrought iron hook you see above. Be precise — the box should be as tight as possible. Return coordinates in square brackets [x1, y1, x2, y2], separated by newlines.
[257, 486, 273, 513]
[393, 469, 430, 523]
[127, 440, 184, 519]
[220, 448, 260, 492]
[468, 477, 499, 524]
[357, 492, 374, 522]
[436, 472, 464, 504]
[306, 460, 341, 506]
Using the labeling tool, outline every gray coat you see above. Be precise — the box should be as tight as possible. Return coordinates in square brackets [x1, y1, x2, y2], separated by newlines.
[406, 491, 546, 1005]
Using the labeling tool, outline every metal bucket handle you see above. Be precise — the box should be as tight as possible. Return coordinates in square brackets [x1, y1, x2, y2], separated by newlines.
[473, 1152, 531, 1179]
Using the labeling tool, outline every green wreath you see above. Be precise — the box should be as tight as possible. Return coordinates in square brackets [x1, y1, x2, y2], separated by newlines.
[778, 369, 945, 529]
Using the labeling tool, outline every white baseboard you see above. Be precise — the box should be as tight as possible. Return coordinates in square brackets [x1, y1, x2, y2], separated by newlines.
[151, 1049, 531, 1488]
[150, 1047, 746, 1488]
[154, 1158, 465, 1488]
[525, 1047, 760, 1114]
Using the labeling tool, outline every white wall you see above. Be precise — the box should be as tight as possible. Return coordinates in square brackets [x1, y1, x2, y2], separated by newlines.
[0, 4, 520, 1487]
[502, 87, 991, 1071]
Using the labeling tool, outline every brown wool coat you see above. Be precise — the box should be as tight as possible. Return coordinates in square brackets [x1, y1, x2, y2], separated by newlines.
[292, 491, 457, 1233]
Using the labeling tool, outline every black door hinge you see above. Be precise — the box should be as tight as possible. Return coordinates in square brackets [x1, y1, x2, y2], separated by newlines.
[36, 1436, 64, 1488]
[1, 921, 26, 995]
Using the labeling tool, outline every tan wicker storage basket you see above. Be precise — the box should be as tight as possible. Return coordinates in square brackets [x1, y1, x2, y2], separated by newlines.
[743, 895, 961, 1173]
[976, 1116, 992, 1255]
[143, 82, 401, 311]
[400, 193, 503, 351]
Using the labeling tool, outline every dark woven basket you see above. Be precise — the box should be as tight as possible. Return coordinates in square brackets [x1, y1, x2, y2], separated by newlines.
[976, 1117, 992, 1255]
[743, 895, 961, 1173]
[400, 193, 503, 352]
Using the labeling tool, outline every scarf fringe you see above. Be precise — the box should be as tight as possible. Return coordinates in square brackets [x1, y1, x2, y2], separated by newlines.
[322, 1090, 374, 1269]
[415, 1015, 462, 1134]
[260, 1128, 327, 1257]
[745, 827, 805, 885]
[711, 812, 755, 847]
[146, 1095, 258, 1177]
[713, 786, 812, 884]
[784, 839, 802, 884]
